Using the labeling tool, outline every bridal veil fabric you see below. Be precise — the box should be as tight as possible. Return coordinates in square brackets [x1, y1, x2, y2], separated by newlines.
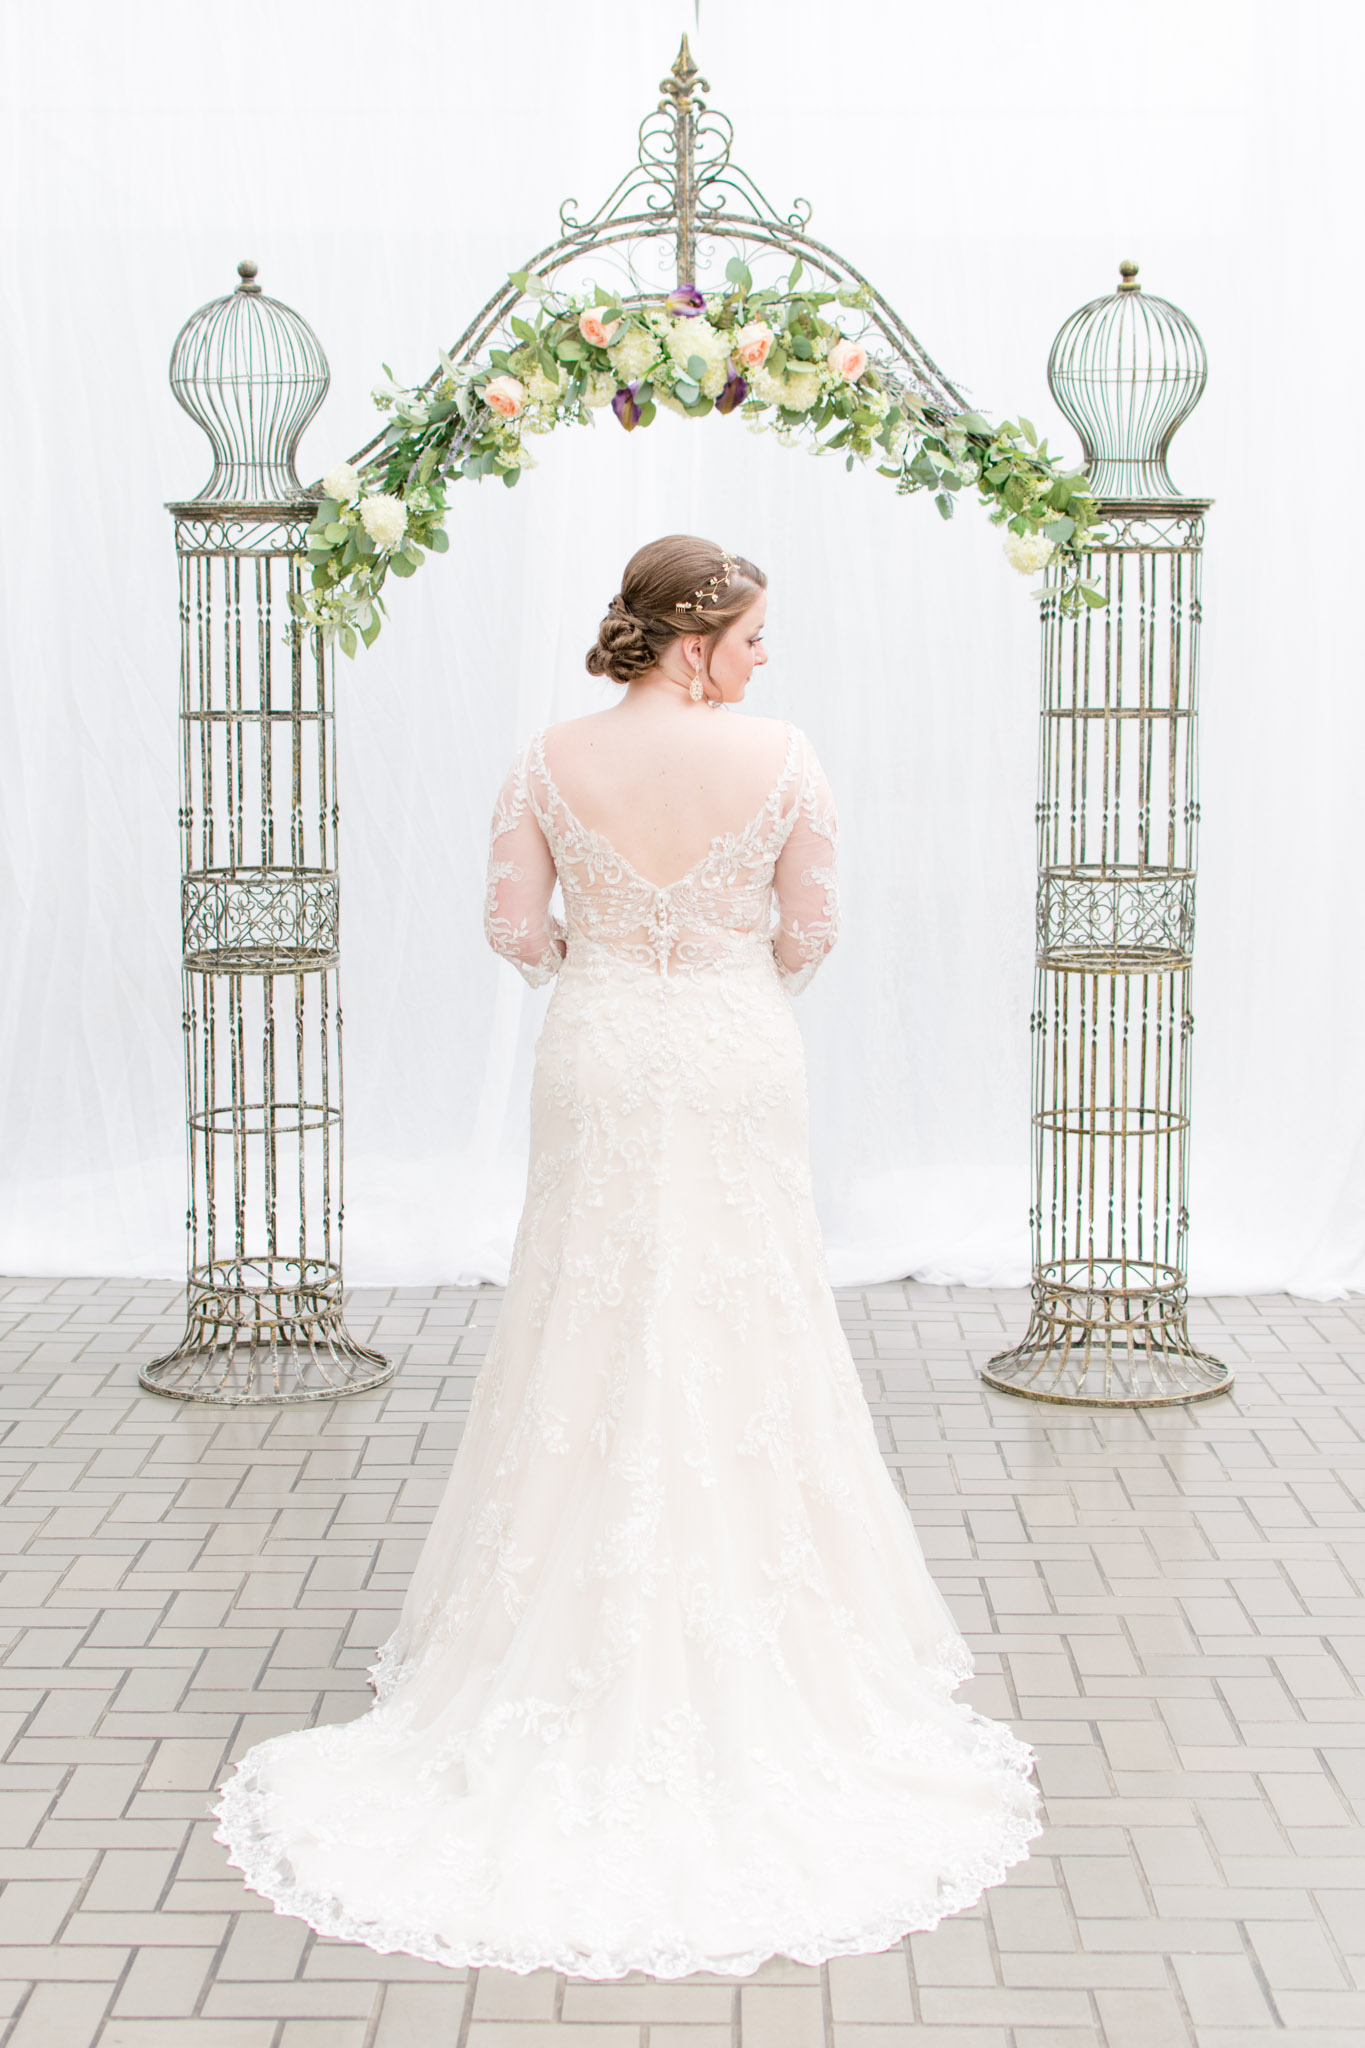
[212, 721, 1042, 1978]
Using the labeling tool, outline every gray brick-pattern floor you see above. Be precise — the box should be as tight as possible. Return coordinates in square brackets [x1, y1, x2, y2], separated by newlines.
[0, 1276, 1362, 2048]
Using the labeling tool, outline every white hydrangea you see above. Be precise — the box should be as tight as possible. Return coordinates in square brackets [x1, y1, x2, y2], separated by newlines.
[664, 316, 731, 399]
[359, 493, 408, 551]
[946, 430, 969, 465]
[526, 366, 561, 404]
[581, 367, 616, 409]
[607, 324, 661, 384]
[320, 461, 361, 503]
[1002, 528, 1055, 576]
[750, 365, 823, 413]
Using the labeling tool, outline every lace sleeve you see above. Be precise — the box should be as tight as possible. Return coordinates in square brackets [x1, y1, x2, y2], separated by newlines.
[773, 735, 839, 994]
[484, 746, 566, 988]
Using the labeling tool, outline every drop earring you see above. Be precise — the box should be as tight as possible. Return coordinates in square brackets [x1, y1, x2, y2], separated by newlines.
[689, 650, 704, 703]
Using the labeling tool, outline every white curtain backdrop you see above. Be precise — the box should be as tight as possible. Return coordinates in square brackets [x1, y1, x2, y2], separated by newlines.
[1, 0, 1362, 1297]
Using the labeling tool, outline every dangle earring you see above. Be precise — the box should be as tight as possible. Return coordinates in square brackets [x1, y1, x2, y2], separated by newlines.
[689, 649, 705, 703]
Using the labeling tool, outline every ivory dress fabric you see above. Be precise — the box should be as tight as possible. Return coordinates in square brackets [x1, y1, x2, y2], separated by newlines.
[212, 720, 1042, 1979]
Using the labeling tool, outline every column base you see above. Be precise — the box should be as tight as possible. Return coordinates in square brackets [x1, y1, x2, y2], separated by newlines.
[141, 1259, 391, 1405]
[982, 1260, 1233, 1406]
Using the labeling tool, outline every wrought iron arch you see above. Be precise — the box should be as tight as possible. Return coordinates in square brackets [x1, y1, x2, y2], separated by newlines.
[347, 36, 965, 473]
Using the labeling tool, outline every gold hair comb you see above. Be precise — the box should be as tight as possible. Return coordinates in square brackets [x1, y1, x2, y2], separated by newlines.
[675, 550, 735, 614]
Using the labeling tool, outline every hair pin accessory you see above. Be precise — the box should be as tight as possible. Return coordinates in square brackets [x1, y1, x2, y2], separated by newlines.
[675, 550, 736, 614]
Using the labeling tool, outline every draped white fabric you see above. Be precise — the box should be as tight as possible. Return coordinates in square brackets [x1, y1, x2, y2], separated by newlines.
[1, 0, 1361, 1298]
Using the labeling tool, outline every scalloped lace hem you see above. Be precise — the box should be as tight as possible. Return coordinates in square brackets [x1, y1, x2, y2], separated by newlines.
[211, 1778, 1042, 1980]
[210, 1720, 1047, 1974]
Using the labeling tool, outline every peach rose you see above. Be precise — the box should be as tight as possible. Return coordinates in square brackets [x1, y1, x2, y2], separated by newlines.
[733, 320, 775, 370]
[826, 338, 868, 384]
[483, 374, 526, 418]
[578, 308, 622, 348]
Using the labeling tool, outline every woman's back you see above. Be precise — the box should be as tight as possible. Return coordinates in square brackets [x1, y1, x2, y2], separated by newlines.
[540, 708, 794, 890]
[487, 712, 837, 987]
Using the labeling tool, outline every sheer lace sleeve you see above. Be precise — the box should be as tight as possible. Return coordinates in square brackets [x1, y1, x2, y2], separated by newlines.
[484, 744, 566, 988]
[773, 734, 839, 994]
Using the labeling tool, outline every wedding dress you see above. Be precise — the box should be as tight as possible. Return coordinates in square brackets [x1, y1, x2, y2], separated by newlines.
[213, 718, 1041, 1979]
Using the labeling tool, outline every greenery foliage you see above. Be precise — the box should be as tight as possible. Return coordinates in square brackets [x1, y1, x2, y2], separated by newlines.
[296, 262, 1106, 656]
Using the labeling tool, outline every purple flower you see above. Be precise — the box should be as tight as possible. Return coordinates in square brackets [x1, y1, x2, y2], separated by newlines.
[612, 382, 642, 431]
[666, 284, 706, 318]
[715, 368, 749, 415]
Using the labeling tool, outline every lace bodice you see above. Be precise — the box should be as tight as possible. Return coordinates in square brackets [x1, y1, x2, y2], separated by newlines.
[484, 720, 838, 991]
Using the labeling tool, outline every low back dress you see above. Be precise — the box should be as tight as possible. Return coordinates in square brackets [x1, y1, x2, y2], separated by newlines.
[212, 717, 1041, 1979]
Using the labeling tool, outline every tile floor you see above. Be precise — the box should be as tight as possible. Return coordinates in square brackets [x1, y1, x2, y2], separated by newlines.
[0, 1276, 1361, 2048]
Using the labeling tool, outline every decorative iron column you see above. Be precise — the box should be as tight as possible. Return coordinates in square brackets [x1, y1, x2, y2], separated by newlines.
[984, 262, 1232, 1406]
[142, 261, 389, 1405]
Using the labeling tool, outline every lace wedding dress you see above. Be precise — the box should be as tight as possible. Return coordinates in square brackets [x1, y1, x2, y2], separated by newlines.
[213, 719, 1041, 1979]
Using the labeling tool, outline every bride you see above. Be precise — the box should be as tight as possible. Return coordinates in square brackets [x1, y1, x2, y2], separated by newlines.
[213, 534, 1041, 1979]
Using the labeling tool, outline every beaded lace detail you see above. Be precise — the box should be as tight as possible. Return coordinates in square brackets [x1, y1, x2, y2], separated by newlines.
[483, 720, 839, 990]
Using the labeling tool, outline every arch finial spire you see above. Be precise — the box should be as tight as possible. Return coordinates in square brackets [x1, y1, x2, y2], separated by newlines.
[659, 36, 710, 288]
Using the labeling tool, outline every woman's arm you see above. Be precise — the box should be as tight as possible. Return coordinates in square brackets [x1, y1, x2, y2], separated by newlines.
[483, 754, 566, 987]
[773, 740, 839, 994]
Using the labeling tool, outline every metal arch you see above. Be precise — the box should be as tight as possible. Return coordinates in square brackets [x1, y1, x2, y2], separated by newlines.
[341, 36, 969, 475]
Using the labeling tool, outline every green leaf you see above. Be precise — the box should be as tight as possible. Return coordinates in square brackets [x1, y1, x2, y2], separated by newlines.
[360, 614, 383, 649]
[388, 551, 417, 576]
[508, 270, 529, 290]
[787, 257, 803, 290]
[1019, 416, 1038, 446]
[428, 527, 450, 553]
[340, 626, 358, 659]
[1080, 584, 1108, 607]
[790, 334, 813, 360]
[686, 355, 707, 381]
[314, 499, 341, 525]
[556, 338, 586, 361]
[674, 379, 701, 405]
[510, 315, 538, 345]
[502, 466, 521, 488]
[951, 411, 993, 435]
[935, 492, 955, 520]
[637, 399, 657, 427]
[1042, 515, 1075, 544]
[725, 256, 753, 294]
[684, 394, 712, 418]
[323, 522, 347, 544]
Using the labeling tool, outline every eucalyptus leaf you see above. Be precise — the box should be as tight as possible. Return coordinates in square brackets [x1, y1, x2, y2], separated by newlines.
[428, 527, 449, 553]
[388, 551, 417, 577]
[674, 380, 701, 405]
[686, 355, 707, 381]
[502, 467, 521, 488]
[935, 492, 954, 520]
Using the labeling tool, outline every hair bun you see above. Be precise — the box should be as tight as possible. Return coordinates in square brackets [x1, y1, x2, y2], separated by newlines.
[586, 593, 656, 683]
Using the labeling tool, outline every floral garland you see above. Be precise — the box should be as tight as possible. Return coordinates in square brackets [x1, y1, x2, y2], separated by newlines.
[298, 260, 1105, 655]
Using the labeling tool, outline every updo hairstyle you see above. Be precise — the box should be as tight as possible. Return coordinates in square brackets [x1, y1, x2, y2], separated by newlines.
[585, 534, 766, 684]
